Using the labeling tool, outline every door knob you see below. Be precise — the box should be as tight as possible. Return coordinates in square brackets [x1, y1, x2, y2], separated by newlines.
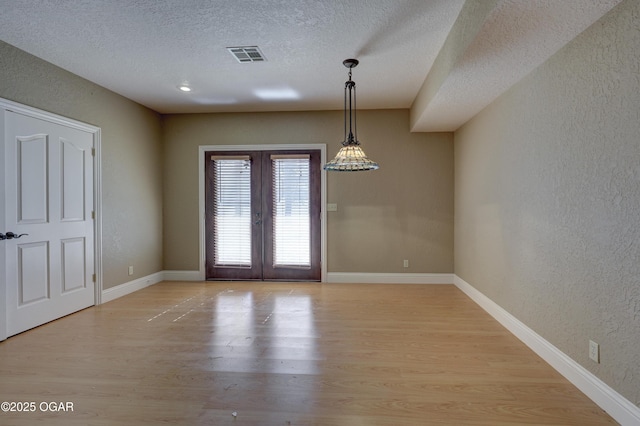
[5, 232, 28, 240]
[0, 233, 5, 240]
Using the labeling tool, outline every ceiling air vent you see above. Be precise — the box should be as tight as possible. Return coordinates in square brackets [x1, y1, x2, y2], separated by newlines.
[227, 46, 266, 63]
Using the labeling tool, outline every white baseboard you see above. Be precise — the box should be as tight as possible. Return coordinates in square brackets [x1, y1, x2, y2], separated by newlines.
[163, 270, 203, 281]
[101, 272, 164, 303]
[327, 272, 453, 284]
[453, 275, 640, 426]
[158, 271, 454, 284]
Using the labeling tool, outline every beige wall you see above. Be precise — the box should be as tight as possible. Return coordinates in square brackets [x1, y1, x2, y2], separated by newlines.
[454, 0, 640, 406]
[162, 109, 453, 273]
[0, 41, 164, 289]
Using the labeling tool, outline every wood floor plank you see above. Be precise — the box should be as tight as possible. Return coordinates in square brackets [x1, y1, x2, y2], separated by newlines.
[0, 282, 616, 425]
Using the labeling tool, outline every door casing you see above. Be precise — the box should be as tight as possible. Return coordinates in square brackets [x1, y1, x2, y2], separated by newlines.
[198, 144, 326, 282]
[0, 98, 103, 342]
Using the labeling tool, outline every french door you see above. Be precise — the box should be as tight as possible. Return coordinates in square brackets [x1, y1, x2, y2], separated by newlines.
[205, 150, 321, 281]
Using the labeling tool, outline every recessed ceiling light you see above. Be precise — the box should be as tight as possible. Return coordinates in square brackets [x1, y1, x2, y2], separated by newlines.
[178, 85, 192, 92]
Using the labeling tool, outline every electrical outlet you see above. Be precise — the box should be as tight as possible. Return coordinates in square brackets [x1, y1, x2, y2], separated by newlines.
[403, 259, 409, 268]
[589, 340, 600, 363]
[128, 266, 134, 276]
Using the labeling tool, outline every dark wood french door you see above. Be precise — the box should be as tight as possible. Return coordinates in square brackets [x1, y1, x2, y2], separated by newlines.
[205, 150, 321, 281]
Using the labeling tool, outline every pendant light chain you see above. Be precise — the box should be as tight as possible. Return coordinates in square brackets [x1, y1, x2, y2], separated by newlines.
[352, 70, 357, 145]
[345, 68, 356, 146]
[344, 72, 348, 146]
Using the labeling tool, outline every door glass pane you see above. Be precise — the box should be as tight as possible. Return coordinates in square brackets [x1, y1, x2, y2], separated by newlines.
[272, 156, 310, 267]
[213, 158, 252, 267]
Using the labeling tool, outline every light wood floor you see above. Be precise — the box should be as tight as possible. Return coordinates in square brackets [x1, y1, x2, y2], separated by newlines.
[0, 282, 615, 425]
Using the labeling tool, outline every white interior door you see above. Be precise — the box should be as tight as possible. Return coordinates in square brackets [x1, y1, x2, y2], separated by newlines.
[2, 110, 95, 338]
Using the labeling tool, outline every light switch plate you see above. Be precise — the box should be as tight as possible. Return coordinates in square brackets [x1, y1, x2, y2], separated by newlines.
[589, 340, 600, 363]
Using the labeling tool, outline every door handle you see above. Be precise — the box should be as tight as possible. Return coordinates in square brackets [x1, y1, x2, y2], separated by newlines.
[4, 232, 28, 240]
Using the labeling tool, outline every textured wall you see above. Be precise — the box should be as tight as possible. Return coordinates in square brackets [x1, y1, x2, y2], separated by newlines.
[0, 41, 164, 289]
[454, 0, 640, 406]
[328, 111, 453, 273]
[162, 109, 453, 273]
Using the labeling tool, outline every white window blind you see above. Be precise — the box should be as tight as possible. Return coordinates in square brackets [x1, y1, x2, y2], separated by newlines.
[212, 157, 252, 267]
[272, 155, 310, 267]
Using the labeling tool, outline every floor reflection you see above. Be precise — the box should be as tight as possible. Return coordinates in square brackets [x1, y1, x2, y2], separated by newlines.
[211, 290, 320, 373]
[268, 295, 318, 358]
[212, 290, 257, 363]
[210, 288, 319, 412]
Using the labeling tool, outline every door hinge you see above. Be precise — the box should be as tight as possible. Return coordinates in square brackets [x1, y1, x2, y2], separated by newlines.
[91, 147, 95, 156]
[91, 211, 95, 219]
[92, 274, 96, 282]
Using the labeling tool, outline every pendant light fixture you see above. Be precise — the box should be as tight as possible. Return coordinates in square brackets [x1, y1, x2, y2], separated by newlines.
[324, 59, 379, 172]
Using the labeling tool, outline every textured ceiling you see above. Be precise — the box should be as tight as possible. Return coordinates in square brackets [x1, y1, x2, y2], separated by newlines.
[411, 0, 624, 131]
[0, 0, 623, 130]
